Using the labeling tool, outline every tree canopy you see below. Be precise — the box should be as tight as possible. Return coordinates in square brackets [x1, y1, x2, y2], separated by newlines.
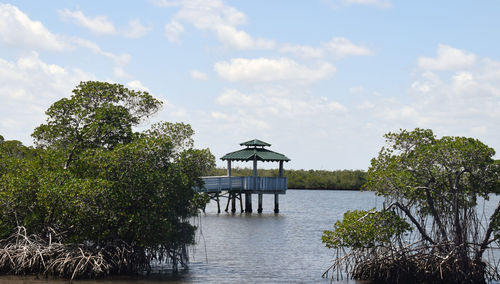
[323, 128, 500, 283]
[32, 81, 162, 168]
[0, 81, 214, 279]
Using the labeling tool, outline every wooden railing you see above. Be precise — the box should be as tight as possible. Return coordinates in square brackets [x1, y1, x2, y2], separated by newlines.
[198, 176, 287, 194]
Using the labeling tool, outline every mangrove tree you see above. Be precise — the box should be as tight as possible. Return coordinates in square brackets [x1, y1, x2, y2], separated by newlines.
[323, 128, 500, 283]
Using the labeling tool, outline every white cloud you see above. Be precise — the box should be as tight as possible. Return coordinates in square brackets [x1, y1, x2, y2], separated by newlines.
[214, 25, 274, 50]
[418, 44, 476, 71]
[357, 100, 375, 110]
[0, 3, 69, 51]
[478, 58, 500, 81]
[210, 111, 230, 120]
[195, 86, 354, 169]
[190, 69, 208, 80]
[165, 20, 184, 42]
[160, 0, 275, 49]
[280, 37, 372, 59]
[280, 44, 324, 59]
[114, 67, 130, 78]
[214, 88, 347, 124]
[358, 46, 500, 145]
[71, 37, 131, 66]
[214, 57, 335, 83]
[216, 89, 255, 106]
[59, 9, 151, 38]
[325, 37, 373, 58]
[123, 20, 152, 38]
[0, 4, 132, 70]
[127, 80, 151, 92]
[58, 8, 116, 35]
[0, 53, 95, 144]
[380, 105, 419, 122]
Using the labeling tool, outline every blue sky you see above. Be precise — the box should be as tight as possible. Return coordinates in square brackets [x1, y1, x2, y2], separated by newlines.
[1, 0, 500, 170]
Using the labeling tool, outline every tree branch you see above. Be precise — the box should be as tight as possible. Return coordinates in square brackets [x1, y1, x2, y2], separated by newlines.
[476, 200, 500, 260]
[393, 201, 436, 245]
[424, 187, 448, 242]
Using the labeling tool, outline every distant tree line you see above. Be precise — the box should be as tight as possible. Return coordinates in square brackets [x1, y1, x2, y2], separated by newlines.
[207, 168, 366, 190]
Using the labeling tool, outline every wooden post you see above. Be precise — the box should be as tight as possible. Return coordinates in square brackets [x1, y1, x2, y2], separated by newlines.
[246, 157, 257, 213]
[245, 193, 252, 213]
[275, 160, 283, 213]
[239, 192, 243, 213]
[258, 193, 263, 213]
[231, 193, 236, 213]
[225, 194, 230, 212]
[226, 160, 236, 213]
[274, 193, 279, 213]
[216, 193, 220, 213]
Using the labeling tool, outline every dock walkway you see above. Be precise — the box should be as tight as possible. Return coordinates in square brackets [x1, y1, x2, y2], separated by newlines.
[197, 176, 287, 194]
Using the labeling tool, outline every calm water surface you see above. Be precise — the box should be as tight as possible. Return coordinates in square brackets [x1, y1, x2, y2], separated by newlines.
[0, 190, 395, 283]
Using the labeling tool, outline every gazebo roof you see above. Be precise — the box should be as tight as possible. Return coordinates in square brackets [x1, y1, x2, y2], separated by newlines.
[221, 139, 290, 162]
[240, 139, 271, 147]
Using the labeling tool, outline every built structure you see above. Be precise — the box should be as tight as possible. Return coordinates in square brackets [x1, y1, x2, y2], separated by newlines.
[199, 139, 290, 213]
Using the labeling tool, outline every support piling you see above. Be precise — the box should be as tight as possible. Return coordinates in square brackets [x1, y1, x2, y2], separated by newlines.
[231, 193, 236, 213]
[258, 194, 263, 213]
[274, 194, 279, 213]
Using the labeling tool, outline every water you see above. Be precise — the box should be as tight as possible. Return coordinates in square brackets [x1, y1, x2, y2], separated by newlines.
[0, 190, 377, 284]
[183, 190, 380, 284]
[3, 190, 497, 283]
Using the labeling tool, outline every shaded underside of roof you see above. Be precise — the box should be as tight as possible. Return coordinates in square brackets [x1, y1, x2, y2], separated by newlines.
[221, 148, 290, 162]
[240, 139, 271, 147]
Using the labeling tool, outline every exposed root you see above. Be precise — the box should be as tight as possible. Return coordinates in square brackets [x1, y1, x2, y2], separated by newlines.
[0, 227, 189, 280]
[324, 241, 500, 284]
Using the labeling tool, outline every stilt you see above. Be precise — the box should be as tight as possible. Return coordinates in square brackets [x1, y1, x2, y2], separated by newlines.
[245, 193, 253, 213]
[216, 193, 220, 213]
[257, 193, 263, 213]
[274, 194, 279, 213]
[239, 192, 243, 212]
[231, 193, 236, 213]
[225, 193, 231, 212]
[216, 139, 289, 215]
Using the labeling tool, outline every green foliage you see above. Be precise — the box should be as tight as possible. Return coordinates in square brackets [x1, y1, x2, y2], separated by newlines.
[32, 81, 162, 168]
[365, 128, 500, 221]
[324, 128, 500, 283]
[287, 169, 366, 190]
[208, 167, 366, 190]
[0, 81, 215, 274]
[322, 209, 411, 249]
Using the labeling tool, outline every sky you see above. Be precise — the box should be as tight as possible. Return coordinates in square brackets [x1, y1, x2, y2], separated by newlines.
[1, 0, 500, 170]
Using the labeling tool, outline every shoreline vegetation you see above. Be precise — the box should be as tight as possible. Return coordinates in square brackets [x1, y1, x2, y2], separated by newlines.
[322, 129, 500, 284]
[0, 82, 214, 280]
[208, 168, 366, 190]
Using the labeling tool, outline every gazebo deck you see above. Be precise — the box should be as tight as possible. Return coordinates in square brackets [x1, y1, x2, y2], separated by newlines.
[198, 139, 289, 213]
[198, 176, 287, 194]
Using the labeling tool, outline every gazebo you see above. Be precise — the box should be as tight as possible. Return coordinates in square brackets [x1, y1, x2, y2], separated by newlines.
[200, 139, 290, 213]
